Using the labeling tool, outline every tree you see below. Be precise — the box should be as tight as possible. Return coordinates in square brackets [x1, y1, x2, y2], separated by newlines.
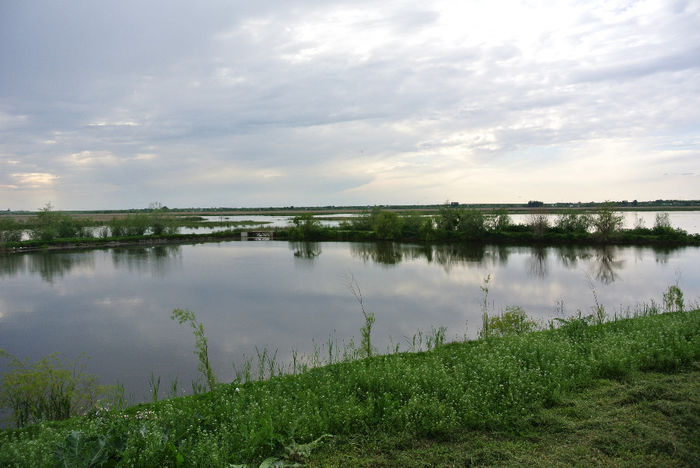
[31, 203, 80, 241]
[372, 211, 403, 240]
[488, 208, 511, 232]
[528, 213, 549, 238]
[592, 203, 624, 240]
[457, 209, 486, 239]
[290, 214, 323, 240]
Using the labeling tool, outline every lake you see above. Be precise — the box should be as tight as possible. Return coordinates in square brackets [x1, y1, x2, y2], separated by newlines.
[1, 240, 699, 405]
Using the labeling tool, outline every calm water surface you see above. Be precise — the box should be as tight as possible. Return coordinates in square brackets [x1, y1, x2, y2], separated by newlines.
[1, 241, 698, 404]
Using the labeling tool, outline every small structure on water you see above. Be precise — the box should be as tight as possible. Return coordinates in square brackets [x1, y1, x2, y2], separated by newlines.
[240, 231, 273, 240]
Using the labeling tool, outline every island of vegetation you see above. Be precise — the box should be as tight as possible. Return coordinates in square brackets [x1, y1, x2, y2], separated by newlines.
[1, 201, 699, 253]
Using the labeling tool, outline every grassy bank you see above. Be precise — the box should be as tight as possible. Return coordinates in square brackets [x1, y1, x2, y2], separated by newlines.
[309, 366, 699, 466]
[1, 308, 698, 466]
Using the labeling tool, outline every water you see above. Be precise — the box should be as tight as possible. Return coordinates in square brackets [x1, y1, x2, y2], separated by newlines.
[1, 240, 698, 405]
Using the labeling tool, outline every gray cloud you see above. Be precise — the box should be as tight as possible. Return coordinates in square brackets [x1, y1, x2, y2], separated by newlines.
[1, 0, 699, 209]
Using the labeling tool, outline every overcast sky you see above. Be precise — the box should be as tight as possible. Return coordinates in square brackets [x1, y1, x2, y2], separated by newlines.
[1, 0, 699, 210]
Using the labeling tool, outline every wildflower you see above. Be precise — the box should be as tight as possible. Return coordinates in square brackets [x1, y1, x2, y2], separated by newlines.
[235, 387, 240, 393]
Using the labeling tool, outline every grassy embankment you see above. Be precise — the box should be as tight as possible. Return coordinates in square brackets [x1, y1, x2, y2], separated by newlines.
[1, 303, 698, 466]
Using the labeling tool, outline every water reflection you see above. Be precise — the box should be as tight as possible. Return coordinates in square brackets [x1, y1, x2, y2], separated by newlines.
[345, 242, 637, 283]
[110, 245, 182, 277]
[0, 251, 96, 283]
[557, 245, 591, 269]
[527, 247, 548, 279]
[290, 242, 322, 268]
[0, 245, 182, 283]
[349, 242, 504, 270]
[350, 242, 404, 265]
[591, 247, 625, 284]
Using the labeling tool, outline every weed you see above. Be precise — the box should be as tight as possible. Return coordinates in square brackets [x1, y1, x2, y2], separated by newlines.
[347, 274, 375, 358]
[168, 377, 179, 399]
[478, 274, 492, 340]
[171, 308, 217, 391]
[148, 372, 161, 403]
[586, 274, 607, 324]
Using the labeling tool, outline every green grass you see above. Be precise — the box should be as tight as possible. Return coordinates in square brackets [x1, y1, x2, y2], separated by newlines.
[1, 308, 698, 466]
[309, 366, 699, 467]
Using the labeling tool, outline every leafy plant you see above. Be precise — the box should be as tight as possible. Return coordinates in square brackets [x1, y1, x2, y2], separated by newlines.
[482, 306, 537, 338]
[0, 350, 109, 428]
[663, 284, 684, 313]
[54, 430, 124, 468]
[171, 309, 217, 391]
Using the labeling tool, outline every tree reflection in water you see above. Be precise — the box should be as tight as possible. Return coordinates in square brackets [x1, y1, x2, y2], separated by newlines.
[348, 242, 511, 272]
[350, 242, 404, 265]
[291, 242, 322, 260]
[527, 247, 548, 279]
[591, 246, 625, 284]
[0, 251, 96, 284]
[111, 245, 182, 278]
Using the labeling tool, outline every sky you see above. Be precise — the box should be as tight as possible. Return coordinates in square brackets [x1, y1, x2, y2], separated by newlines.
[1, 0, 699, 210]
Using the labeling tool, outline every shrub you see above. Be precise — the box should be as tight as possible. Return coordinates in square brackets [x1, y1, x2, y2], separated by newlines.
[663, 284, 684, 313]
[289, 214, 323, 240]
[456, 209, 486, 239]
[592, 203, 624, 240]
[372, 211, 403, 240]
[528, 213, 549, 238]
[488, 208, 511, 232]
[0, 350, 109, 428]
[556, 210, 591, 233]
[29, 203, 81, 241]
[0, 218, 23, 243]
[481, 306, 537, 338]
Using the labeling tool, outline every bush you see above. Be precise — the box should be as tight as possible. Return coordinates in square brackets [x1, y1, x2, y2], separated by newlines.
[593, 203, 624, 240]
[556, 211, 591, 233]
[109, 214, 150, 237]
[480, 306, 537, 338]
[29, 203, 81, 241]
[528, 213, 549, 238]
[457, 209, 486, 239]
[0, 350, 110, 428]
[289, 214, 323, 240]
[488, 209, 511, 232]
[373, 211, 403, 240]
[0, 218, 23, 243]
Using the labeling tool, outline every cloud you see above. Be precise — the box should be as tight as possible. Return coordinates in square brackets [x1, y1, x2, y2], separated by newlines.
[10, 172, 59, 188]
[0, 0, 699, 209]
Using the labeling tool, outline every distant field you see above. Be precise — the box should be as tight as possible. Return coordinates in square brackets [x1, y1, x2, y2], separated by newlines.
[3, 204, 700, 221]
